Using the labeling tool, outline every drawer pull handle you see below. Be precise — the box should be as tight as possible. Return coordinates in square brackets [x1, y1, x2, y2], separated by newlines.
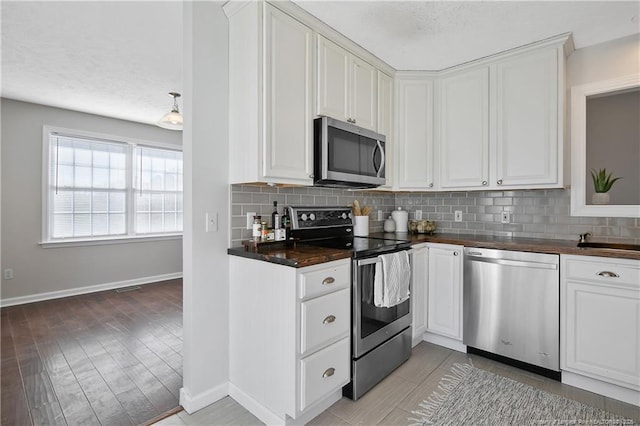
[500, 339, 512, 346]
[597, 271, 619, 278]
[323, 315, 336, 324]
[322, 277, 335, 285]
[322, 368, 335, 378]
[539, 352, 550, 357]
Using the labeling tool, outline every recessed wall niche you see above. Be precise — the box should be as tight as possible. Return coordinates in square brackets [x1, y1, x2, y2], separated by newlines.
[586, 88, 640, 205]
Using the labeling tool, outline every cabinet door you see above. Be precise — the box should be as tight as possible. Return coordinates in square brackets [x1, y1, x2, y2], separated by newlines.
[263, 5, 313, 183]
[411, 245, 429, 345]
[396, 77, 434, 189]
[350, 55, 377, 131]
[439, 67, 490, 189]
[377, 71, 394, 189]
[495, 48, 559, 187]
[564, 280, 640, 389]
[427, 245, 463, 340]
[317, 35, 349, 122]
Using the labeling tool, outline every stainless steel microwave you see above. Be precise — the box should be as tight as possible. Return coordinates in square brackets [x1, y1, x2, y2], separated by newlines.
[313, 116, 386, 188]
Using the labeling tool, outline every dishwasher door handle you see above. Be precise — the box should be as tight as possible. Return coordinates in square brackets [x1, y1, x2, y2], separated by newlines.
[466, 256, 558, 270]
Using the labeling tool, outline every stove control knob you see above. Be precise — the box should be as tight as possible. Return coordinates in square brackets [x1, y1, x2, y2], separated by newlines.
[348, 212, 353, 219]
[301, 213, 308, 221]
[341, 212, 347, 220]
[309, 213, 316, 221]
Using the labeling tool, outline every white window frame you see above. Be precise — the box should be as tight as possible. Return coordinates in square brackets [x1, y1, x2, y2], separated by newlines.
[41, 125, 183, 247]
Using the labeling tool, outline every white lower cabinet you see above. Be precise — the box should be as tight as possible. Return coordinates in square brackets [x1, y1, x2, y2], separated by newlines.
[561, 255, 640, 406]
[423, 243, 465, 352]
[229, 257, 351, 424]
[299, 338, 350, 411]
[411, 244, 428, 346]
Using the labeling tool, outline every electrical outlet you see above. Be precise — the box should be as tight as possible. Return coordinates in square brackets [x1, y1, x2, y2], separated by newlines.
[415, 210, 423, 220]
[377, 210, 383, 221]
[454, 210, 463, 222]
[3, 269, 14, 280]
[246, 212, 256, 229]
[206, 212, 218, 232]
[501, 211, 511, 224]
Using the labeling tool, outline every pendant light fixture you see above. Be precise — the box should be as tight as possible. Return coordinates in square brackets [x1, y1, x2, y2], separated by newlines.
[157, 92, 183, 130]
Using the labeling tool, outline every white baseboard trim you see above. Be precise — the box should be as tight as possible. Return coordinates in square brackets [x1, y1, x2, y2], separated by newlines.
[562, 371, 640, 407]
[0, 272, 182, 307]
[423, 332, 467, 353]
[229, 383, 286, 425]
[180, 382, 229, 414]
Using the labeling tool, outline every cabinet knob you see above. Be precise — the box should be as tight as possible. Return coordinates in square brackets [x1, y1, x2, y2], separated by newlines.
[323, 315, 336, 324]
[322, 368, 335, 378]
[597, 271, 619, 278]
[429, 183, 434, 188]
[482, 181, 488, 186]
[497, 179, 503, 185]
[309, 174, 314, 179]
[322, 277, 335, 285]
[453, 251, 459, 256]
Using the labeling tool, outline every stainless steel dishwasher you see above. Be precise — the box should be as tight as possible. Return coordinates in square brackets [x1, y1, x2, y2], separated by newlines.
[463, 248, 560, 374]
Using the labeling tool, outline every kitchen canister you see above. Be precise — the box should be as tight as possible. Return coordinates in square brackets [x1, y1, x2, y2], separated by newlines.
[391, 207, 408, 233]
[383, 216, 396, 232]
[353, 215, 369, 236]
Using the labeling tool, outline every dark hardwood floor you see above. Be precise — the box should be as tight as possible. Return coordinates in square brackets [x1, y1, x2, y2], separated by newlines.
[1, 279, 183, 426]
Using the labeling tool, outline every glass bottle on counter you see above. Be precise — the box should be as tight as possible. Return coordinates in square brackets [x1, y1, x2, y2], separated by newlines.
[252, 215, 262, 240]
[281, 206, 291, 240]
[272, 201, 280, 229]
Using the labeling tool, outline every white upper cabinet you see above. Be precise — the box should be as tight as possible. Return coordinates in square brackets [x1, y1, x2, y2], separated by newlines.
[317, 35, 377, 131]
[226, 2, 313, 185]
[439, 67, 490, 189]
[395, 74, 435, 190]
[436, 36, 567, 191]
[495, 48, 560, 187]
[377, 71, 395, 189]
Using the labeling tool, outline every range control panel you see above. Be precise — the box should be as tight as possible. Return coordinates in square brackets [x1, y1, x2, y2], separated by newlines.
[289, 206, 353, 230]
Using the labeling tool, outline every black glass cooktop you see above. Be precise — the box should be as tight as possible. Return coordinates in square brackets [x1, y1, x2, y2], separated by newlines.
[302, 236, 411, 257]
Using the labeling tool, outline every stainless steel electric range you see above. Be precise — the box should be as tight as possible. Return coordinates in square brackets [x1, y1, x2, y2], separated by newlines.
[288, 206, 413, 400]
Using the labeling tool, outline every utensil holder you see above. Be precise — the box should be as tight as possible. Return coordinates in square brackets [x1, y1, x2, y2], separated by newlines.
[353, 216, 369, 236]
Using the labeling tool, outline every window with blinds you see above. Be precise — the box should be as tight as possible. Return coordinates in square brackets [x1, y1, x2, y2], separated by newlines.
[45, 128, 182, 243]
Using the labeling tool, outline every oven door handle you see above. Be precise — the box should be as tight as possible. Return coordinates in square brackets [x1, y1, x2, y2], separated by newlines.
[356, 257, 382, 267]
[356, 250, 414, 267]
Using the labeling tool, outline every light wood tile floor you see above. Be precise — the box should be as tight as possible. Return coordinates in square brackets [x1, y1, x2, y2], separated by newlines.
[157, 342, 640, 425]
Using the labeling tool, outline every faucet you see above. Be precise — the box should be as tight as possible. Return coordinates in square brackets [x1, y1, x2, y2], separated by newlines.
[578, 232, 591, 243]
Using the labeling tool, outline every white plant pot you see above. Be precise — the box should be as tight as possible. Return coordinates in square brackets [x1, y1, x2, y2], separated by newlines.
[353, 216, 369, 236]
[592, 192, 610, 205]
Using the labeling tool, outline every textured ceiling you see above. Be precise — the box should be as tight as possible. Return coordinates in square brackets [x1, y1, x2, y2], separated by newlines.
[294, 1, 640, 70]
[1, 1, 182, 126]
[1, 1, 639, 125]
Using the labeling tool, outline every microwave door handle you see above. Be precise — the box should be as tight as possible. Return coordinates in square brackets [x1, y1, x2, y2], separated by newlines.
[373, 141, 385, 178]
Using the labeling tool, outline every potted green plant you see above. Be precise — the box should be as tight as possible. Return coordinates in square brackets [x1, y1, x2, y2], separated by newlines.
[590, 168, 622, 204]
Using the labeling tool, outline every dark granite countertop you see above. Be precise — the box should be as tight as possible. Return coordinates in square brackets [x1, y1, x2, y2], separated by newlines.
[227, 241, 352, 268]
[228, 233, 640, 268]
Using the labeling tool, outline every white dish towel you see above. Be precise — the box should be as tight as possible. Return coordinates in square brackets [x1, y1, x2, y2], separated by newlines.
[374, 251, 411, 308]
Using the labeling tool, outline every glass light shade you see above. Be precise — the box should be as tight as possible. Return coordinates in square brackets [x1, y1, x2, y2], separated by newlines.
[157, 111, 183, 131]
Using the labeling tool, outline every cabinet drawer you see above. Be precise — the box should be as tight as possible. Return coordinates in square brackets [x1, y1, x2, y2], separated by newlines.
[300, 337, 350, 411]
[299, 261, 350, 299]
[564, 256, 640, 288]
[301, 289, 350, 354]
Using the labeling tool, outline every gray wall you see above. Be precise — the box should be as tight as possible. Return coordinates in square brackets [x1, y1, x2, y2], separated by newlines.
[586, 90, 640, 205]
[1, 98, 183, 301]
[180, 1, 230, 411]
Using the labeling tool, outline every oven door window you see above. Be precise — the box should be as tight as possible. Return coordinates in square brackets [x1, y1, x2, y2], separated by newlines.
[358, 261, 410, 339]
